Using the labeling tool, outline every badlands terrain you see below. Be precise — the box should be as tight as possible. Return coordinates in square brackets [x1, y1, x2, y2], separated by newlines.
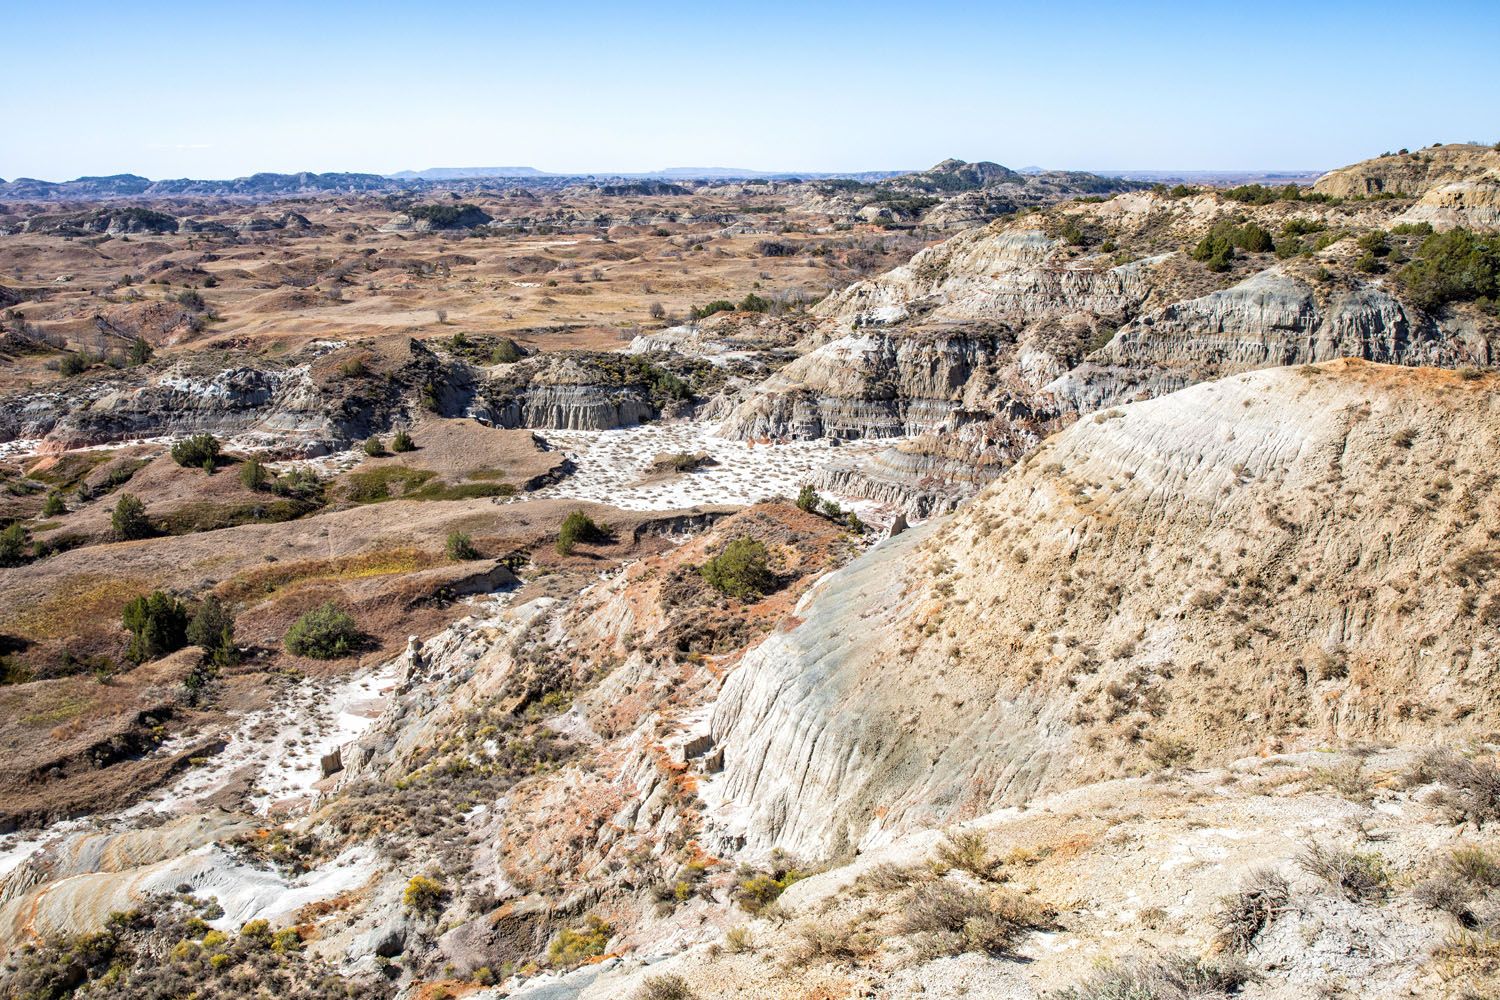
[0, 144, 1497, 1000]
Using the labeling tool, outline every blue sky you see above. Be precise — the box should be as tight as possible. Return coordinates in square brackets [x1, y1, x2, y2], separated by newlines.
[2, 0, 1497, 179]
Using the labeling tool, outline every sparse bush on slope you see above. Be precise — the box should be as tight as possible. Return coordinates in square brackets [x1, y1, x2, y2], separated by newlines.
[699, 537, 774, 599]
[284, 602, 360, 659]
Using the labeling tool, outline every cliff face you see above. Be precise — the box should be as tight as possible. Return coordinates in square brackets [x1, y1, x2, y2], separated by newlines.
[709, 361, 1500, 857]
[479, 383, 656, 430]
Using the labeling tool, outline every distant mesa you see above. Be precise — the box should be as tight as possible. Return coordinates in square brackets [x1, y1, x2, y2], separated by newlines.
[0, 171, 397, 201]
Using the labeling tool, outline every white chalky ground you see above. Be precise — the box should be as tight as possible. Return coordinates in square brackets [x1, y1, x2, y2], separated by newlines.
[532, 421, 902, 518]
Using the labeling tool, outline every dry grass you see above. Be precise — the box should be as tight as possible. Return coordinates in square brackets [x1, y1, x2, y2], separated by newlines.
[218, 548, 437, 603]
[1407, 749, 1500, 826]
[1058, 954, 1251, 1000]
[897, 881, 1054, 960]
[1298, 842, 1390, 901]
[931, 829, 1002, 881]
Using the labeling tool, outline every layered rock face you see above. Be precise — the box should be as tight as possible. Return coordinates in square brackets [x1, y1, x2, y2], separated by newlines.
[478, 383, 656, 430]
[1052, 266, 1489, 412]
[717, 228, 1162, 511]
[719, 230, 1153, 444]
[710, 361, 1500, 857]
[0, 362, 329, 450]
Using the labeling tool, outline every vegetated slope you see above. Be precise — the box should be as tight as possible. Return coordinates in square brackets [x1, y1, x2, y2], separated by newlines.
[722, 180, 1499, 514]
[710, 360, 1500, 857]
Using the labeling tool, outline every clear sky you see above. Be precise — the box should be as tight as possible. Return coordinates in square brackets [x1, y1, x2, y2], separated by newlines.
[2, 0, 1497, 180]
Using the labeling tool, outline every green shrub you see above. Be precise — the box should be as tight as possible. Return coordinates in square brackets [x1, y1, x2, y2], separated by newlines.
[547, 915, 612, 969]
[1235, 222, 1274, 253]
[58, 352, 91, 377]
[1222, 182, 1332, 206]
[338, 357, 369, 378]
[1058, 217, 1098, 247]
[284, 603, 360, 659]
[1191, 220, 1275, 271]
[41, 491, 66, 517]
[363, 435, 385, 457]
[700, 538, 774, 599]
[1390, 221, 1435, 237]
[127, 338, 153, 366]
[734, 858, 805, 914]
[1281, 217, 1326, 238]
[446, 530, 479, 561]
[932, 830, 1001, 881]
[239, 456, 268, 491]
[556, 511, 608, 555]
[0, 522, 30, 566]
[122, 591, 189, 663]
[171, 434, 221, 471]
[1398, 228, 1500, 312]
[898, 881, 1053, 957]
[491, 338, 524, 363]
[111, 493, 152, 540]
[1358, 230, 1390, 257]
[1299, 842, 1390, 901]
[187, 595, 238, 667]
[796, 484, 818, 512]
[689, 300, 736, 320]
[1190, 230, 1235, 271]
[391, 429, 415, 452]
[1058, 954, 1250, 1000]
[738, 292, 771, 313]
